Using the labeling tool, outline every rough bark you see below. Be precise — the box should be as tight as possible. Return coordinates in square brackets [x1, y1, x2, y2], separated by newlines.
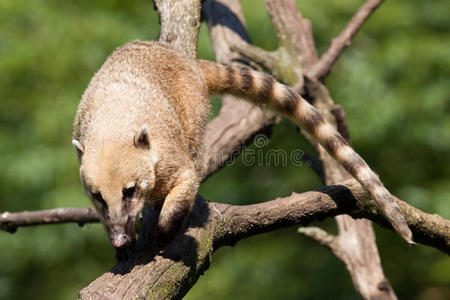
[2, 182, 448, 254]
[0, 208, 98, 233]
[153, 0, 202, 57]
[78, 178, 449, 299]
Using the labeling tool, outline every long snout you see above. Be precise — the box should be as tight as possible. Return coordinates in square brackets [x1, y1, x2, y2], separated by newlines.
[110, 227, 132, 248]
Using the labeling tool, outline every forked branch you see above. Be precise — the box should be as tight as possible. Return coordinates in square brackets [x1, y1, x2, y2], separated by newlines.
[307, 0, 385, 79]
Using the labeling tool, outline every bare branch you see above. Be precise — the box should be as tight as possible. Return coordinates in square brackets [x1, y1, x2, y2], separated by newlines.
[230, 39, 280, 73]
[79, 179, 449, 299]
[307, 0, 385, 79]
[0, 208, 98, 233]
[335, 217, 397, 299]
[215, 178, 450, 254]
[300, 218, 398, 299]
[2, 181, 448, 253]
[298, 226, 336, 249]
[264, 0, 318, 70]
[230, 0, 321, 89]
[153, 0, 202, 57]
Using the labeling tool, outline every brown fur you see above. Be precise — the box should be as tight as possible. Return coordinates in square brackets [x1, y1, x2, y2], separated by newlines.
[73, 41, 412, 248]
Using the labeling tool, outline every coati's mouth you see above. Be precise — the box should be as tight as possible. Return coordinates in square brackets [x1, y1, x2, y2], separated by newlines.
[109, 216, 136, 248]
[110, 227, 133, 248]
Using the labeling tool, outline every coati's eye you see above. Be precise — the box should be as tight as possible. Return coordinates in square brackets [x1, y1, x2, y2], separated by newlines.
[122, 186, 135, 199]
[92, 192, 106, 207]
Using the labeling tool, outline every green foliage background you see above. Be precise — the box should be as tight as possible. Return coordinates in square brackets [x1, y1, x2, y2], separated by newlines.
[0, 0, 448, 299]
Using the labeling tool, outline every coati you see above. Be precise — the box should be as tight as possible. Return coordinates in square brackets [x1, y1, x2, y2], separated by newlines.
[72, 41, 412, 248]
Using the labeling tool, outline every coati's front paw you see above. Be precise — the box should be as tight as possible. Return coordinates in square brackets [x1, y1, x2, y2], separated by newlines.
[154, 200, 191, 247]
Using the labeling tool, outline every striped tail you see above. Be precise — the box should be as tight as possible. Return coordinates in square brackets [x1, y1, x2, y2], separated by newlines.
[198, 60, 413, 243]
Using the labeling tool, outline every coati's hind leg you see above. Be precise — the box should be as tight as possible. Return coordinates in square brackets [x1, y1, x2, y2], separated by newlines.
[155, 169, 199, 245]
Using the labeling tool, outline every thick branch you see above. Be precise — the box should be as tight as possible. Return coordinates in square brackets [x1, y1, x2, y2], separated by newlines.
[2, 180, 447, 250]
[264, 0, 318, 71]
[219, 178, 449, 251]
[307, 0, 385, 79]
[78, 178, 449, 299]
[3, 180, 448, 254]
[153, 0, 202, 57]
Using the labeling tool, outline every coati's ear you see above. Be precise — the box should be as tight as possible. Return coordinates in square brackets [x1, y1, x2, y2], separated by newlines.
[72, 139, 84, 162]
[134, 125, 151, 149]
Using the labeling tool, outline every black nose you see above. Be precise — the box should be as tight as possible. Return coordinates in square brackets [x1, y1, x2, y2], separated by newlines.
[110, 228, 131, 248]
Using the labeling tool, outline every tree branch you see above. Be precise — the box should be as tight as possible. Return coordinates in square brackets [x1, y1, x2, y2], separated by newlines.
[153, 0, 202, 57]
[0, 208, 98, 233]
[264, 0, 319, 71]
[78, 178, 449, 299]
[307, 0, 385, 80]
[2, 180, 448, 251]
[230, 39, 280, 74]
[298, 226, 337, 249]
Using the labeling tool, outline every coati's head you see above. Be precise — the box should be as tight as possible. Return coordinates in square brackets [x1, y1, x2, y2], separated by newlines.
[72, 126, 158, 248]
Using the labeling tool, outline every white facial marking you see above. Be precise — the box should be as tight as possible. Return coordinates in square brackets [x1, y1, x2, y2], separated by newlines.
[150, 151, 159, 163]
[125, 182, 135, 189]
[90, 188, 99, 194]
[140, 181, 148, 189]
